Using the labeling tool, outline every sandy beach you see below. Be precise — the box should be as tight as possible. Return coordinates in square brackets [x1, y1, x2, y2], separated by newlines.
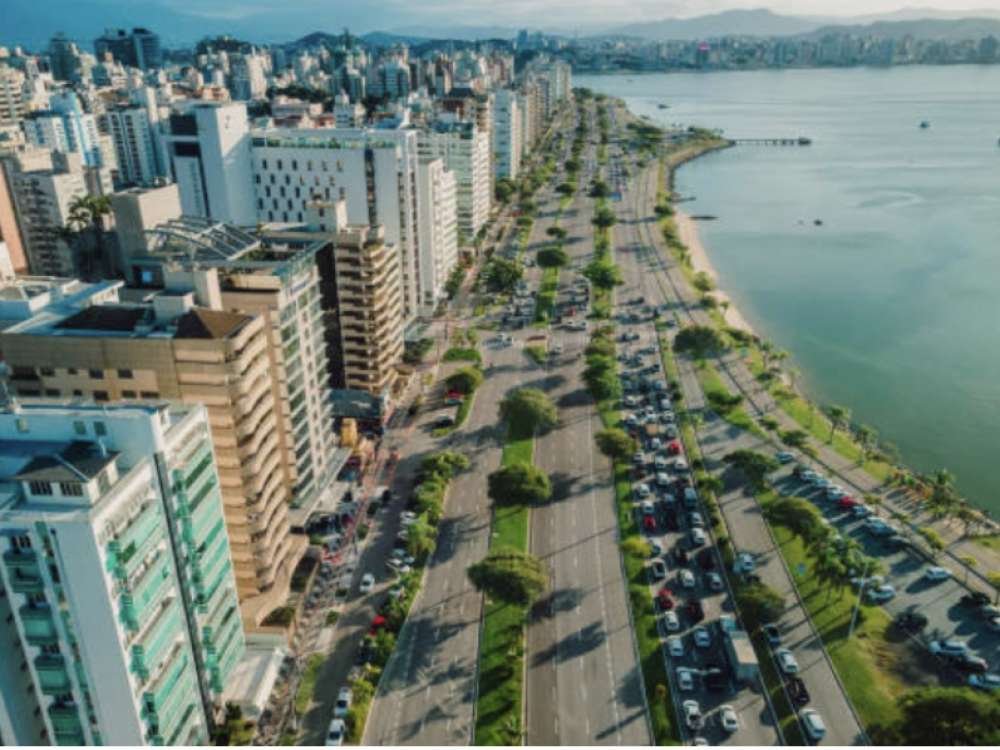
[675, 210, 754, 335]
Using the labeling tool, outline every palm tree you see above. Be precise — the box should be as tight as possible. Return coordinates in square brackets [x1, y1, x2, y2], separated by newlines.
[855, 424, 878, 466]
[825, 404, 850, 443]
[928, 469, 959, 519]
[64, 194, 112, 279]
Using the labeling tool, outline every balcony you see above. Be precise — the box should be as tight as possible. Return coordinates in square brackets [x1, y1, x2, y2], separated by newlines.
[35, 654, 71, 695]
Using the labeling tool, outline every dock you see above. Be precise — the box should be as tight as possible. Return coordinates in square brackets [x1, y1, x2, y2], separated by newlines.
[733, 137, 812, 146]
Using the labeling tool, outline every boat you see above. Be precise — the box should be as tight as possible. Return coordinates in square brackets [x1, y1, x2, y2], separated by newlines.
[658, 103, 670, 109]
[814, 219, 824, 226]
[920, 120, 930, 129]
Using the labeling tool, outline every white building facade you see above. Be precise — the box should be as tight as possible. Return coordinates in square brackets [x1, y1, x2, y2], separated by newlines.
[416, 158, 458, 313]
[418, 121, 491, 242]
[493, 88, 521, 180]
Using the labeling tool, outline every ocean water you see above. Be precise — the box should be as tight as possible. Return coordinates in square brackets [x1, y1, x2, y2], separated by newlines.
[577, 66, 1000, 515]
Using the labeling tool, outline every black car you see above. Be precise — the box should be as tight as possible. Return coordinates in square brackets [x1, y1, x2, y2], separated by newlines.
[698, 549, 717, 570]
[895, 611, 928, 633]
[673, 546, 689, 566]
[787, 676, 810, 706]
[703, 663, 728, 692]
[960, 592, 991, 608]
[686, 598, 705, 622]
[948, 653, 989, 674]
[355, 636, 374, 665]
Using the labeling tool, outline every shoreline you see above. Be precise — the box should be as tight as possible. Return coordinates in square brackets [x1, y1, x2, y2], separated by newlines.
[673, 211, 755, 335]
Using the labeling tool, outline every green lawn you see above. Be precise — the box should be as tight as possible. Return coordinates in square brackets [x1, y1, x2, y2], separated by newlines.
[763, 495, 909, 732]
[535, 266, 559, 323]
[694, 361, 766, 438]
[475, 414, 534, 744]
[972, 534, 1000, 552]
[525, 344, 547, 365]
[294, 654, 325, 714]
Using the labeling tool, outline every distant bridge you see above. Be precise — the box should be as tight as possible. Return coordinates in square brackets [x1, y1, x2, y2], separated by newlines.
[733, 137, 812, 146]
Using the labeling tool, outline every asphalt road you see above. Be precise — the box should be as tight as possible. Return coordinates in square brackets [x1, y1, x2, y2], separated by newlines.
[523, 117, 652, 745]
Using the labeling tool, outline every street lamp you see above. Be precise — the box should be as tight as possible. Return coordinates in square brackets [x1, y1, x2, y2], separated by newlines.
[848, 558, 875, 638]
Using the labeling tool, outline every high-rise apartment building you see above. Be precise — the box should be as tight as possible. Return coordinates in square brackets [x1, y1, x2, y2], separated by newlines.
[0, 293, 307, 628]
[94, 28, 163, 71]
[0, 66, 27, 127]
[249, 126, 422, 321]
[104, 106, 159, 187]
[163, 102, 255, 226]
[418, 120, 491, 242]
[0, 401, 244, 745]
[493, 88, 521, 180]
[0, 152, 28, 275]
[229, 54, 268, 101]
[416, 158, 458, 312]
[108, 184, 183, 273]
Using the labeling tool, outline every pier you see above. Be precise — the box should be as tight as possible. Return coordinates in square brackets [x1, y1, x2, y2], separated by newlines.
[733, 136, 812, 146]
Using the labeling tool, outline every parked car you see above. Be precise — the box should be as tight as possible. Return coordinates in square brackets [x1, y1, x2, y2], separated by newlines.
[929, 639, 970, 658]
[667, 635, 685, 657]
[657, 587, 675, 610]
[693, 626, 712, 648]
[690, 528, 707, 547]
[651, 560, 667, 580]
[662, 610, 680, 632]
[969, 673, 1000, 692]
[333, 687, 353, 718]
[325, 718, 347, 746]
[677, 667, 696, 691]
[679, 570, 696, 589]
[924, 566, 952, 582]
[706, 572, 724, 591]
[866, 584, 896, 603]
[895, 611, 928, 633]
[682, 700, 704, 731]
[358, 573, 375, 594]
[775, 648, 799, 675]
[787, 676, 810, 706]
[763, 623, 782, 646]
[776, 451, 795, 464]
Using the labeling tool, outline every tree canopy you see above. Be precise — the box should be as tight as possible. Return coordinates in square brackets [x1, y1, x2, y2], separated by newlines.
[467, 547, 548, 607]
[487, 463, 552, 506]
[583, 259, 622, 289]
[446, 366, 484, 396]
[483, 257, 523, 294]
[764, 496, 825, 542]
[723, 450, 779, 492]
[872, 687, 1000, 746]
[595, 428, 637, 461]
[499, 388, 558, 435]
[673, 325, 727, 357]
[537, 245, 569, 268]
[735, 582, 785, 628]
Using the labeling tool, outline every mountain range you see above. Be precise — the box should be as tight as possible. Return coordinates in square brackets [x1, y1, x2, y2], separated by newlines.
[4, 2, 1000, 51]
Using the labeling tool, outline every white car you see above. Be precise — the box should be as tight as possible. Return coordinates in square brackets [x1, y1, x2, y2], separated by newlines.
[551, 344, 564, 355]
[776, 451, 795, 464]
[706, 572, 724, 591]
[775, 648, 799, 675]
[677, 666, 695, 691]
[734, 552, 756, 574]
[662, 610, 680, 632]
[693, 626, 711, 648]
[679, 570, 696, 589]
[325, 718, 347, 746]
[640, 500, 655, 516]
[800, 469, 819, 484]
[634, 483, 651, 499]
[800, 709, 826, 742]
[866, 584, 896, 603]
[826, 485, 847, 500]
[969, 673, 1000, 692]
[650, 560, 667, 580]
[667, 635, 684, 657]
[654, 454, 669, 470]
[358, 573, 375, 594]
[656, 472, 671, 487]
[852, 504, 873, 518]
[924, 566, 952, 582]
[690, 528, 707, 547]
[719, 704, 739, 733]
[929, 639, 969, 658]
[682, 700, 703, 731]
[673, 457, 689, 472]
[333, 687, 352, 718]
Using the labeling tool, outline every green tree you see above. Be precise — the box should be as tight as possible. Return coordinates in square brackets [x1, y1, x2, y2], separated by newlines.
[483, 257, 523, 293]
[487, 463, 552, 506]
[584, 369, 621, 401]
[928, 469, 960, 519]
[63, 194, 112, 278]
[588, 179, 611, 199]
[537, 245, 569, 268]
[495, 178, 516, 204]
[595, 428, 637, 461]
[825, 404, 851, 443]
[499, 388, 558, 435]
[406, 518, 437, 562]
[446, 366, 484, 395]
[545, 226, 568, 240]
[591, 205, 617, 229]
[673, 325, 727, 357]
[583, 259, 622, 289]
[584, 337, 615, 358]
[735, 582, 785, 628]
[692, 271, 715, 293]
[873, 687, 1000, 746]
[467, 547, 547, 606]
[420, 450, 469, 481]
[723, 450, 779, 493]
[780, 429, 810, 451]
[855, 424, 878, 464]
[556, 182, 575, 197]
[764, 497, 825, 542]
[622, 536, 652, 558]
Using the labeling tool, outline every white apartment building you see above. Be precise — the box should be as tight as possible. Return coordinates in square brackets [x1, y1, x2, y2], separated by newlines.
[104, 107, 159, 187]
[249, 127, 422, 321]
[0, 402, 245, 746]
[416, 158, 458, 313]
[493, 88, 521, 180]
[0, 66, 26, 127]
[332, 92, 365, 128]
[162, 102, 255, 226]
[418, 120, 491, 242]
[230, 53, 268, 101]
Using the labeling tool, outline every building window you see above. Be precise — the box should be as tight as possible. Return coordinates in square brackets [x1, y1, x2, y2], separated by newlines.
[261, 158, 268, 170]
[292, 160, 298, 171]
[72, 389, 83, 397]
[73, 421, 86, 435]
[94, 421, 107, 436]
[44, 389, 60, 398]
[29, 481, 53, 496]
[67, 368, 78, 375]
[140, 391, 159, 399]
[93, 391, 109, 402]
[277, 159, 283, 170]
[122, 390, 137, 399]
[88, 369, 103, 379]
[117, 369, 133, 379]
[39, 367, 55, 376]
[59, 482, 83, 497]
[15, 418, 28, 433]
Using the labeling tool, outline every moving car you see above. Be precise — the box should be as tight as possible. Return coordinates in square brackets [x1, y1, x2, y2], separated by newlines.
[895, 611, 928, 632]
[325, 718, 347, 746]
[929, 639, 970, 658]
[358, 573, 375, 594]
[787, 676, 810, 706]
[763, 623, 782, 646]
[662, 610, 680, 632]
[706, 572, 724, 591]
[866, 584, 896, 603]
[775, 647, 799, 675]
[800, 709, 826, 742]
[333, 687, 353, 718]
[969, 673, 1000, 692]
[690, 528, 707, 547]
[657, 586, 675, 610]
[679, 570, 696, 589]
[719, 705, 739, 733]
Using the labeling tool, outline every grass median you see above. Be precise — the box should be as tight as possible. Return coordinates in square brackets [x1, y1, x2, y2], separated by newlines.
[694, 360, 766, 438]
[475, 416, 534, 745]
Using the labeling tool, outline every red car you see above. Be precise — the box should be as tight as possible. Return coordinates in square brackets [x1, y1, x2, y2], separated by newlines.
[667, 441, 682, 456]
[837, 496, 860, 510]
[368, 615, 387, 636]
[642, 515, 657, 533]
[657, 587, 675, 610]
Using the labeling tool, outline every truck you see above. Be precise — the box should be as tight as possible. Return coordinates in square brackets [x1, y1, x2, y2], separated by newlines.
[723, 628, 759, 684]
